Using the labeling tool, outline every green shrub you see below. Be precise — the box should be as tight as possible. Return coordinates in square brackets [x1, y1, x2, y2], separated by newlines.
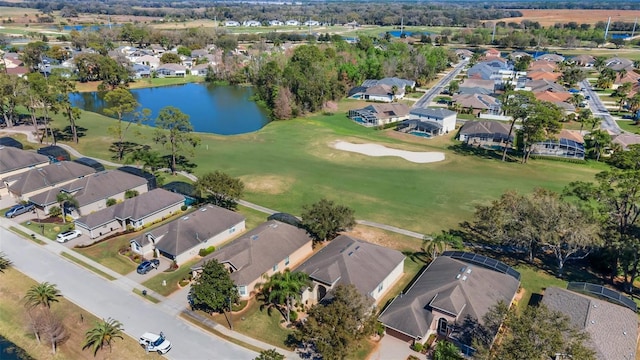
[48, 206, 62, 217]
[289, 310, 298, 322]
[106, 198, 117, 207]
[198, 246, 215, 257]
[181, 205, 188, 211]
[411, 342, 423, 352]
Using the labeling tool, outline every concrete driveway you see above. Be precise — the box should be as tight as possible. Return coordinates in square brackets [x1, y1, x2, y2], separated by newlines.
[368, 335, 423, 360]
[0, 225, 256, 360]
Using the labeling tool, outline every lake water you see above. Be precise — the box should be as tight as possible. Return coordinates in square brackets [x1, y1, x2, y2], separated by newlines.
[0, 335, 33, 360]
[70, 83, 270, 135]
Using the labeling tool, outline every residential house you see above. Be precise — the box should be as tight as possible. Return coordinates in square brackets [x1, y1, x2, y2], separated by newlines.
[242, 20, 261, 27]
[224, 20, 240, 27]
[3, 161, 95, 201]
[131, 64, 151, 79]
[509, 51, 530, 60]
[2, 52, 23, 69]
[466, 61, 510, 82]
[361, 77, 416, 91]
[528, 60, 558, 72]
[378, 252, 520, 351]
[570, 54, 596, 67]
[304, 20, 320, 26]
[117, 166, 157, 190]
[190, 49, 209, 58]
[348, 103, 410, 127]
[484, 48, 501, 58]
[533, 89, 573, 105]
[0, 147, 49, 197]
[179, 55, 193, 69]
[269, 20, 284, 26]
[407, 107, 457, 134]
[613, 70, 640, 89]
[526, 70, 562, 82]
[605, 57, 634, 72]
[612, 133, 640, 150]
[149, 44, 165, 55]
[297, 235, 405, 305]
[527, 79, 568, 93]
[458, 78, 496, 95]
[190, 63, 211, 77]
[455, 49, 474, 60]
[156, 63, 187, 77]
[6, 66, 28, 77]
[362, 84, 404, 102]
[133, 54, 160, 69]
[542, 285, 638, 360]
[192, 220, 314, 300]
[131, 204, 246, 265]
[75, 188, 185, 239]
[452, 94, 501, 114]
[535, 53, 565, 63]
[458, 120, 513, 148]
[530, 129, 585, 160]
[29, 170, 149, 216]
[285, 20, 300, 26]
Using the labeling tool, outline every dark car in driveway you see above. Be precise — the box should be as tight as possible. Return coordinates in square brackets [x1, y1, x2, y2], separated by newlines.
[5, 203, 35, 218]
[137, 259, 160, 274]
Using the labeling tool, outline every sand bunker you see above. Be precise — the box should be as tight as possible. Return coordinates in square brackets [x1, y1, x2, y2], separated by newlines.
[332, 141, 445, 163]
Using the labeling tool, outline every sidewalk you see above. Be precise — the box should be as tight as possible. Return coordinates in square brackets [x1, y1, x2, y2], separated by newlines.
[0, 217, 299, 359]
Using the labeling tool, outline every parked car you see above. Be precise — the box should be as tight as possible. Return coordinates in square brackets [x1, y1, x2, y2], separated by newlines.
[136, 259, 160, 274]
[5, 203, 35, 218]
[139, 332, 171, 354]
[56, 229, 82, 243]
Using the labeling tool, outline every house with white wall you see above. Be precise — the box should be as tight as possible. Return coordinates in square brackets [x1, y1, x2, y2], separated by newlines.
[408, 108, 457, 134]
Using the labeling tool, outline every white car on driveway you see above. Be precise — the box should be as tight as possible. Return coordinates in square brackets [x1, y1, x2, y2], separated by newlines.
[139, 332, 172, 354]
[56, 229, 82, 243]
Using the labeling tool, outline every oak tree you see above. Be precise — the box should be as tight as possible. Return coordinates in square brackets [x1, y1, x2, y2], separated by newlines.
[300, 198, 355, 242]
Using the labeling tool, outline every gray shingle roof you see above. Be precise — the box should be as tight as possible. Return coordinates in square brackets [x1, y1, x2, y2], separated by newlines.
[542, 286, 638, 360]
[0, 146, 49, 175]
[295, 235, 405, 297]
[410, 107, 457, 120]
[151, 204, 245, 258]
[75, 188, 185, 230]
[194, 220, 312, 286]
[459, 121, 512, 138]
[362, 77, 415, 89]
[6, 161, 95, 196]
[378, 254, 520, 342]
[363, 103, 410, 117]
[29, 170, 148, 209]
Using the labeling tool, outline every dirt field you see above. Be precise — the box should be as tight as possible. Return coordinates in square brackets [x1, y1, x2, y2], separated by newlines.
[496, 9, 640, 26]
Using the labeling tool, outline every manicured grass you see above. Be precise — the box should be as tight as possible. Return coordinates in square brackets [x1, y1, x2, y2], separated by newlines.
[8, 226, 46, 245]
[54, 99, 602, 238]
[212, 298, 294, 348]
[133, 288, 161, 303]
[513, 265, 568, 308]
[181, 311, 266, 353]
[617, 120, 640, 133]
[60, 252, 117, 281]
[21, 219, 74, 241]
[74, 234, 139, 275]
[378, 253, 427, 311]
[142, 259, 199, 296]
[0, 267, 160, 359]
[237, 204, 270, 230]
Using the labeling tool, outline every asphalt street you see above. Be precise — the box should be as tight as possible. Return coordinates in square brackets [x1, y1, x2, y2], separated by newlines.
[580, 79, 622, 135]
[413, 59, 469, 108]
[0, 227, 256, 360]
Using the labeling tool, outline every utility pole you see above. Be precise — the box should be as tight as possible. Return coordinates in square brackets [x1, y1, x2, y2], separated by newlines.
[491, 22, 496, 43]
[604, 16, 612, 41]
[631, 17, 638, 38]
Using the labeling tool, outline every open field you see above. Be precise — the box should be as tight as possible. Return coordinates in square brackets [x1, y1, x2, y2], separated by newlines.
[0, 267, 161, 360]
[495, 9, 640, 26]
[42, 98, 605, 240]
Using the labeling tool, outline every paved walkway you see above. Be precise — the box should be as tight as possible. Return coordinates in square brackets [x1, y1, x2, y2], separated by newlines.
[0, 219, 299, 359]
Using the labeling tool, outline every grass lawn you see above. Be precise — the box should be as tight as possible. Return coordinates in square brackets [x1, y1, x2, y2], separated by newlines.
[617, 120, 640, 133]
[22, 219, 74, 241]
[142, 259, 199, 296]
[51, 99, 603, 239]
[237, 204, 270, 230]
[60, 252, 117, 281]
[74, 234, 139, 275]
[0, 267, 161, 360]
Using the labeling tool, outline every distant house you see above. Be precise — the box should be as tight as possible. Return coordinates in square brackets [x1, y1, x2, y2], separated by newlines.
[612, 133, 640, 150]
[452, 94, 501, 114]
[149, 44, 165, 55]
[530, 129, 585, 160]
[458, 78, 496, 95]
[613, 70, 640, 89]
[467, 60, 512, 81]
[156, 63, 186, 77]
[297, 235, 405, 305]
[570, 54, 596, 67]
[528, 60, 558, 72]
[75, 188, 185, 239]
[29, 170, 149, 216]
[224, 20, 241, 27]
[190, 63, 211, 77]
[605, 57, 634, 72]
[455, 49, 474, 60]
[3, 161, 95, 200]
[361, 84, 403, 102]
[362, 77, 416, 91]
[378, 252, 520, 350]
[509, 51, 530, 60]
[526, 70, 561, 82]
[131, 64, 151, 79]
[134, 55, 160, 70]
[192, 220, 314, 300]
[269, 20, 284, 26]
[542, 285, 638, 360]
[285, 20, 300, 26]
[458, 120, 513, 148]
[348, 103, 410, 127]
[484, 48, 501, 58]
[527, 79, 567, 93]
[0, 147, 49, 179]
[242, 20, 261, 27]
[131, 204, 246, 265]
[535, 53, 565, 63]
[405, 108, 457, 134]
[303, 20, 320, 26]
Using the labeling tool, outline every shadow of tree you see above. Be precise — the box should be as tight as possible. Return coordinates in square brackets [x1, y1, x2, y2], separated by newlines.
[108, 141, 145, 160]
[447, 144, 519, 162]
[52, 126, 87, 142]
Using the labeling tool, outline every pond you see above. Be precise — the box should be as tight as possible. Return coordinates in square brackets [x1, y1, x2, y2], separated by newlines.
[0, 335, 33, 360]
[70, 83, 270, 135]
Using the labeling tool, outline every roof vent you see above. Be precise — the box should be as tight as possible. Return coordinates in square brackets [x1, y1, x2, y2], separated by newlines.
[466, 268, 472, 274]
[460, 266, 467, 273]
[456, 274, 461, 279]
[251, 235, 259, 241]
[200, 208, 207, 212]
[182, 216, 189, 220]
[591, 320, 595, 324]
[624, 331, 627, 336]
[462, 275, 468, 281]
[355, 246, 360, 251]
[348, 251, 354, 256]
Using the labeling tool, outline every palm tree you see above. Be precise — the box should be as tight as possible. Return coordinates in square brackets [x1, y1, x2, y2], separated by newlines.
[259, 270, 310, 324]
[587, 129, 611, 161]
[433, 340, 463, 360]
[0, 252, 11, 273]
[577, 108, 592, 132]
[627, 94, 640, 115]
[422, 231, 463, 260]
[82, 318, 124, 357]
[569, 93, 584, 110]
[594, 56, 606, 72]
[56, 192, 78, 223]
[24, 282, 61, 310]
